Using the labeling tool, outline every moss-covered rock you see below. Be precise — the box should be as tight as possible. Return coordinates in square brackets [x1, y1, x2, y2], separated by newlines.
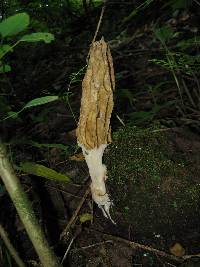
[105, 126, 200, 237]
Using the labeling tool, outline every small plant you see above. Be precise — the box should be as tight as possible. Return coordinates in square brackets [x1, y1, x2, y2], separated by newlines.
[168, 0, 192, 10]
[0, 12, 64, 266]
[1, 95, 59, 121]
[0, 13, 60, 123]
[152, 25, 200, 78]
[0, 13, 54, 73]
[151, 25, 200, 127]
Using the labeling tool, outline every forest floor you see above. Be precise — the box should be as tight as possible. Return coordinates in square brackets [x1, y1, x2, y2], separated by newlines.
[3, 119, 200, 267]
[1, 1, 200, 267]
[52, 125, 200, 267]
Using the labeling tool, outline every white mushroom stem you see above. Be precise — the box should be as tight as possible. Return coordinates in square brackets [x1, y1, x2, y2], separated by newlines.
[76, 38, 115, 223]
[80, 143, 115, 223]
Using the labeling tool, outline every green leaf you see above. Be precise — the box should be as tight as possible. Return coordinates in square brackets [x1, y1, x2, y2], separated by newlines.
[1, 96, 59, 121]
[0, 63, 11, 73]
[20, 32, 55, 43]
[172, 0, 191, 9]
[6, 111, 19, 119]
[79, 213, 92, 223]
[154, 26, 174, 44]
[24, 96, 59, 109]
[0, 13, 29, 38]
[0, 45, 13, 59]
[176, 36, 200, 50]
[16, 162, 70, 182]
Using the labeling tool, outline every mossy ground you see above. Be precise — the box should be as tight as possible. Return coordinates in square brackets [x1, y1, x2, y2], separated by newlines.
[105, 126, 200, 240]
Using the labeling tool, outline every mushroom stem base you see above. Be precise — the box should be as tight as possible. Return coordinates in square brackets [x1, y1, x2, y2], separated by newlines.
[79, 144, 115, 223]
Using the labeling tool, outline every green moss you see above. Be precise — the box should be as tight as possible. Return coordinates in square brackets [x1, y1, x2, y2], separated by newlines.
[105, 126, 200, 236]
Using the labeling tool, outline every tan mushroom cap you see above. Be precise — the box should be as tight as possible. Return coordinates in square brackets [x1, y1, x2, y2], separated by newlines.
[76, 37, 115, 150]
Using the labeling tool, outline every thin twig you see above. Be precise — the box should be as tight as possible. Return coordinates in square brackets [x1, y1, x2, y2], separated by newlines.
[91, 3, 106, 44]
[182, 253, 200, 260]
[45, 185, 83, 199]
[60, 185, 91, 241]
[192, 71, 200, 96]
[181, 78, 196, 108]
[193, 0, 200, 7]
[87, 229, 184, 263]
[152, 127, 178, 133]
[0, 224, 26, 267]
[86, 1, 107, 63]
[61, 237, 75, 264]
[72, 240, 113, 251]
[116, 114, 126, 126]
[105, 234, 182, 262]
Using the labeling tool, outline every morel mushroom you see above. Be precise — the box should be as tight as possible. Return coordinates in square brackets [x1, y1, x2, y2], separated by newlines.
[76, 37, 115, 221]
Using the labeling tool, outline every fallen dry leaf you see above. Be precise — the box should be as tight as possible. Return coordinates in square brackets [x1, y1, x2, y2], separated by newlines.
[170, 242, 185, 257]
[69, 153, 85, 161]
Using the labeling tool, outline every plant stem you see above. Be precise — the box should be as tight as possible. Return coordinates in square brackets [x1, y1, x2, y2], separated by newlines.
[0, 142, 62, 267]
[0, 224, 26, 267]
